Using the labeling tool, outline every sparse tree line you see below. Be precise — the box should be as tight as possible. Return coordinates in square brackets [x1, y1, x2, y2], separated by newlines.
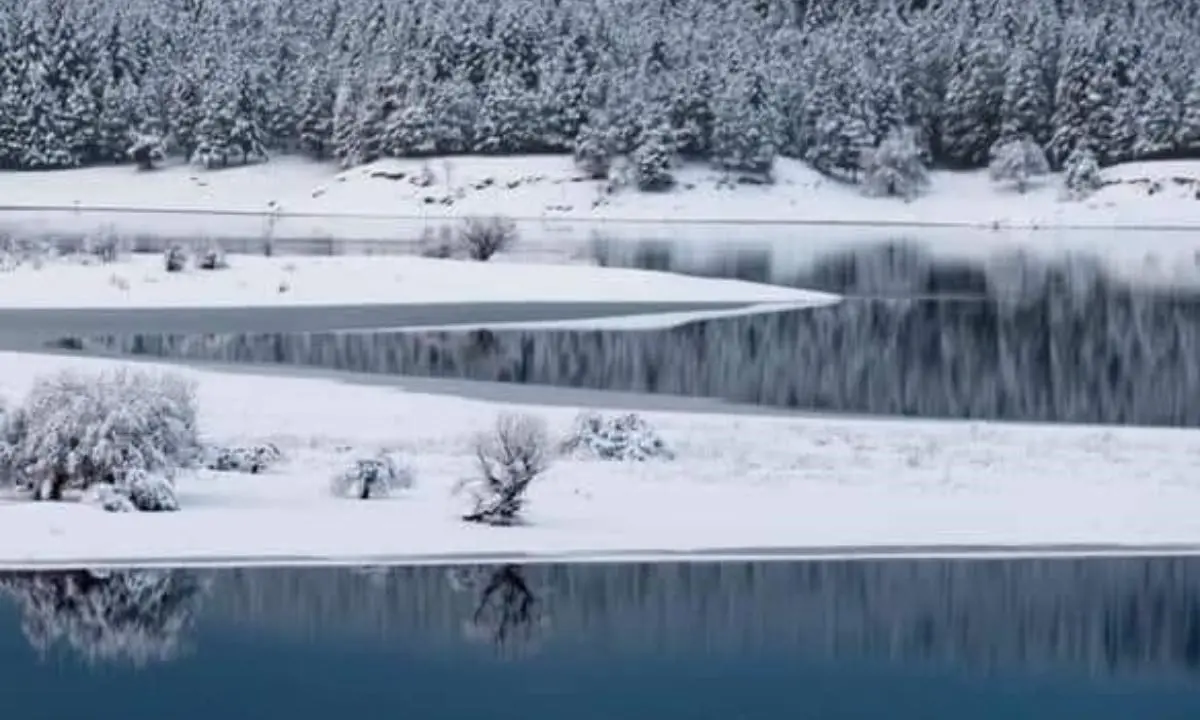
[0, 0, 1195, 190]
[0, 366, 673, 524]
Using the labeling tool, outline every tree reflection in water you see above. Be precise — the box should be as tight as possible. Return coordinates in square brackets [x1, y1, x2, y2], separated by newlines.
[0, 569, 210, 666]
[448, 564, 548, 655]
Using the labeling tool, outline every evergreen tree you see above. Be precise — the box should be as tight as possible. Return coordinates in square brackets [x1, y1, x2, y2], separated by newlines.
[1133, 79, 1181, 158]
[1179, 74, 1200, 152]
[1000, 47, 1051, 145]
[940, 35, 1005, 167]
[296, 67, 336, 160]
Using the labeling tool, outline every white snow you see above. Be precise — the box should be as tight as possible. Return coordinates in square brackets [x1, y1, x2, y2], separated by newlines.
[0, 254, 836, 329]
[0, 155, 1196, 247]
[1, 351, 1200, 567]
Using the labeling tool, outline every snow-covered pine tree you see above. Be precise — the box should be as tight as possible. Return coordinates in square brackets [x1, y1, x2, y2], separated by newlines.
[296, 66, 335, 159]
[1000, 47, 1051, 146]
[860, 126, 929, 200]
[573, 118, 617, 180]
[988, 136, 1050, 193]
[1180, 74, 1200, 153]
[474, 72, 535, 155]
[1133, 79, 1181, 159]
[709, 75, 777, 183]
[1061, 146, 1103, 200]
[427, 76, 479, 155]
[940, 34, 1005, 167]
[383, 94, 437, 157]
[631, 123, 675, 192]
[330, 80, 361, 167]
[95, 74, 141, 164]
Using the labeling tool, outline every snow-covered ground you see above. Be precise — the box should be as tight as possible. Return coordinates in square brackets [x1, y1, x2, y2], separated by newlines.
[0, 253, 835, 330]
[1, 351, 1199, 568]
[0, 155, 1196, 251]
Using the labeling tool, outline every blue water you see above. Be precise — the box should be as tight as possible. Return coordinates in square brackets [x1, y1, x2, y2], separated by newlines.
[2, 559, 1199, 719]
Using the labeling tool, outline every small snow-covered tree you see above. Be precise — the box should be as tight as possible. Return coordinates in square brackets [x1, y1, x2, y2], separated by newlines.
[989, 136, 1051, 193]
[573, 121, 616, 180]
[1061, 147, 1103, 200]
[1179, 75, 1200, 152]
[631, 125, 675, 192]
[458, 413, 550, 525]
[859, 126, 929, 200]
[127, 132, 165, 171]
[331, 451, 415, 500]
[11, 370, 198, 501]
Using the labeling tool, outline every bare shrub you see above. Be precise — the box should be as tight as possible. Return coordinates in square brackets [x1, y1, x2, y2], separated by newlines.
[196, 242, 228, 270]
[164, 244, 187, 272]
[459, 413, 550, 525]
[331, 451, 415, 499]
[458, 216, 517, 261]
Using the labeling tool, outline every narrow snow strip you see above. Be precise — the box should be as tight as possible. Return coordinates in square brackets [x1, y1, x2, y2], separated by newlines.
[2, 351, 1200, 566]
[0, 254, 837, 311]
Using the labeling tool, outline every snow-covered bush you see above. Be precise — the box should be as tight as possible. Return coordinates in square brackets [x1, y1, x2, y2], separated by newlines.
[989, 136, 1050, 193]
[458, 215, 518, 261]
[331, 451, 415, 499]
[82, 471, 178, 512]
[124, 469, 180, 512]
[860, 127, 929, 200]
[10, 370, 198, 501]
[127, 132, 166, 171]
[164, 244, 187, 272]
[458, 413, 550, 525]
[204, 442, 282, 474]
[196, 243, 228, 270]
[631, 126, 676, 192]
[84, 484, 137, 513]
[0, 401, 28, 487]
[561, 412, 675, 461]
[1061, 147, 1103, 200]
[0, 569, 209, 666]
[573, 123, 616, 180]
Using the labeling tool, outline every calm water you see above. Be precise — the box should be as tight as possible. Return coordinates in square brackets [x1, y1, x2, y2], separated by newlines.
[3, 558, 1200, 718]
[82, 240, 1200, 426]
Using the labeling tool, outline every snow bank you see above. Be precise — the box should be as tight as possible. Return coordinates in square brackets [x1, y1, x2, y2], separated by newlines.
[0, 351, 1199, 567]
[0, 155, 1196, 251]
[0, 253, 835, 318]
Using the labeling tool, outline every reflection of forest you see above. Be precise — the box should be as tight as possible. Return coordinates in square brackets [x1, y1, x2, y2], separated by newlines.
[6, 559, 1200, 674]
[0, 569, 211, 666]
[87, 244, 1200, 426]
[203, 559, 1200, 675]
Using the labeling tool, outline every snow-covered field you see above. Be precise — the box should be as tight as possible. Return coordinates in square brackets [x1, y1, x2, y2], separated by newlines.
[0, 155, 1196, 250]
[0, 253, 835, 330]
[1, 351, 1199, 568]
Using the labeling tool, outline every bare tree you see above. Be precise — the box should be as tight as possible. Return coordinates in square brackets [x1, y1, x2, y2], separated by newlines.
[459, 413, 550, 525]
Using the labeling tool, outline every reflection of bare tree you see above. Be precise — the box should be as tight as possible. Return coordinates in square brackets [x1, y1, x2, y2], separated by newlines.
[0, 569, 210, 666]
[447, 564, 547, 655]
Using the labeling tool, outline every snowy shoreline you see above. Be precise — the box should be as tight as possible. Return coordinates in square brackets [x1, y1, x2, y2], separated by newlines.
[2, 351, 1200, 567]
[0, 156, 1197, 246]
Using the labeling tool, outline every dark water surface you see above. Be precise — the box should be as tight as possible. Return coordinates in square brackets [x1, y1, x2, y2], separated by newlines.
[3, 557, 1200, 719]
[79, 240, 1200, 427]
